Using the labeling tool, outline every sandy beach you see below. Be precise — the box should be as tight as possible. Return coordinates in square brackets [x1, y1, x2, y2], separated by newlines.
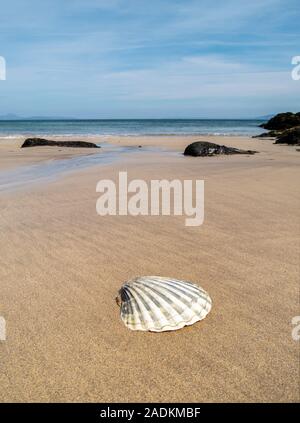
[0, 135, 299, 402]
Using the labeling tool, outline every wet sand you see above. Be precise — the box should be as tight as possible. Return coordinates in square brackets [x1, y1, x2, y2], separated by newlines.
[0, 135, 299, 402]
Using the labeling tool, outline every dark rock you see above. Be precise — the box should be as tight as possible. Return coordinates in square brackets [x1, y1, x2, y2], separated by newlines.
[21, 138, 100, 148]
[274, 126, 300, 145]
[183, 141, 257, 157]
[253, 130, 282, 138]
[260, 112, 300, 130]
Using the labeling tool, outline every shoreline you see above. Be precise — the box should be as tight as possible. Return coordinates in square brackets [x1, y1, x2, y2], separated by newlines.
[0, 134, 285, 184]
[0, 134, 298, 191]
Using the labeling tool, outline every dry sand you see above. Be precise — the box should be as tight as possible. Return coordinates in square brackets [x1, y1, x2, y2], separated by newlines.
[0, 135, 299, 402]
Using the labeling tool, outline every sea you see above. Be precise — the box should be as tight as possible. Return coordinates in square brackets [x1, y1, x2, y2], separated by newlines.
[0, 119, 265, 138]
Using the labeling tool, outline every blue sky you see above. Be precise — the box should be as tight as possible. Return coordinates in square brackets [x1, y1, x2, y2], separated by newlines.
[0, 0, 299, 118]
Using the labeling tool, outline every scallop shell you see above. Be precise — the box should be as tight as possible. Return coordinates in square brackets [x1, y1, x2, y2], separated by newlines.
[117, 276, 212, 332]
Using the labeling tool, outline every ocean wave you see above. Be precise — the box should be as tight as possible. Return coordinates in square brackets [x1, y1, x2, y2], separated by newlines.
[0, 119, 263, 138]
[0, 132, 256, 138]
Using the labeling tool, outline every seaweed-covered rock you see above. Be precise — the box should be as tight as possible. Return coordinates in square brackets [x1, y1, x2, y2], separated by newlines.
[260, 112, 300, 130]
[21, 138, 100, 148]
[253, 130, 282, 138]
[274, 127, 300, 145]
[183, 141, 257, 157]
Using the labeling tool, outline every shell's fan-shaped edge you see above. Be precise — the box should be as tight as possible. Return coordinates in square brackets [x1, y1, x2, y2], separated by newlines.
[117, 276, 212, 332]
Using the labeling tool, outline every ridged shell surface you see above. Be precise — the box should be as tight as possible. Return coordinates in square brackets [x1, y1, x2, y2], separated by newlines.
[118, 276, 212, 332]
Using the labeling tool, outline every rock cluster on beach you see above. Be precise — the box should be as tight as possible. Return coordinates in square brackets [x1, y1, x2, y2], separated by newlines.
[21, 138, 100, 148]
[183, 141, 257, 157]
[274, 126, 300, 145]
[260, 112, 300, 130]
[255, 112, 300, 145]
[253, 130, 281, 138]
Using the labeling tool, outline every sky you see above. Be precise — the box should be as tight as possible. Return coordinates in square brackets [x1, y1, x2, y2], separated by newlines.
[0, 0, 299, 118]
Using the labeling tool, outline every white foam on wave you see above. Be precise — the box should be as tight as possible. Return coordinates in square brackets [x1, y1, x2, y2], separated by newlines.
[0, 135, 25, 139]
[0, 130, 256, 139]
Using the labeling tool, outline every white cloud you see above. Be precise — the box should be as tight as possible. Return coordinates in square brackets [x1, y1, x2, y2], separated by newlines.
[97, 55, 295, 101]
